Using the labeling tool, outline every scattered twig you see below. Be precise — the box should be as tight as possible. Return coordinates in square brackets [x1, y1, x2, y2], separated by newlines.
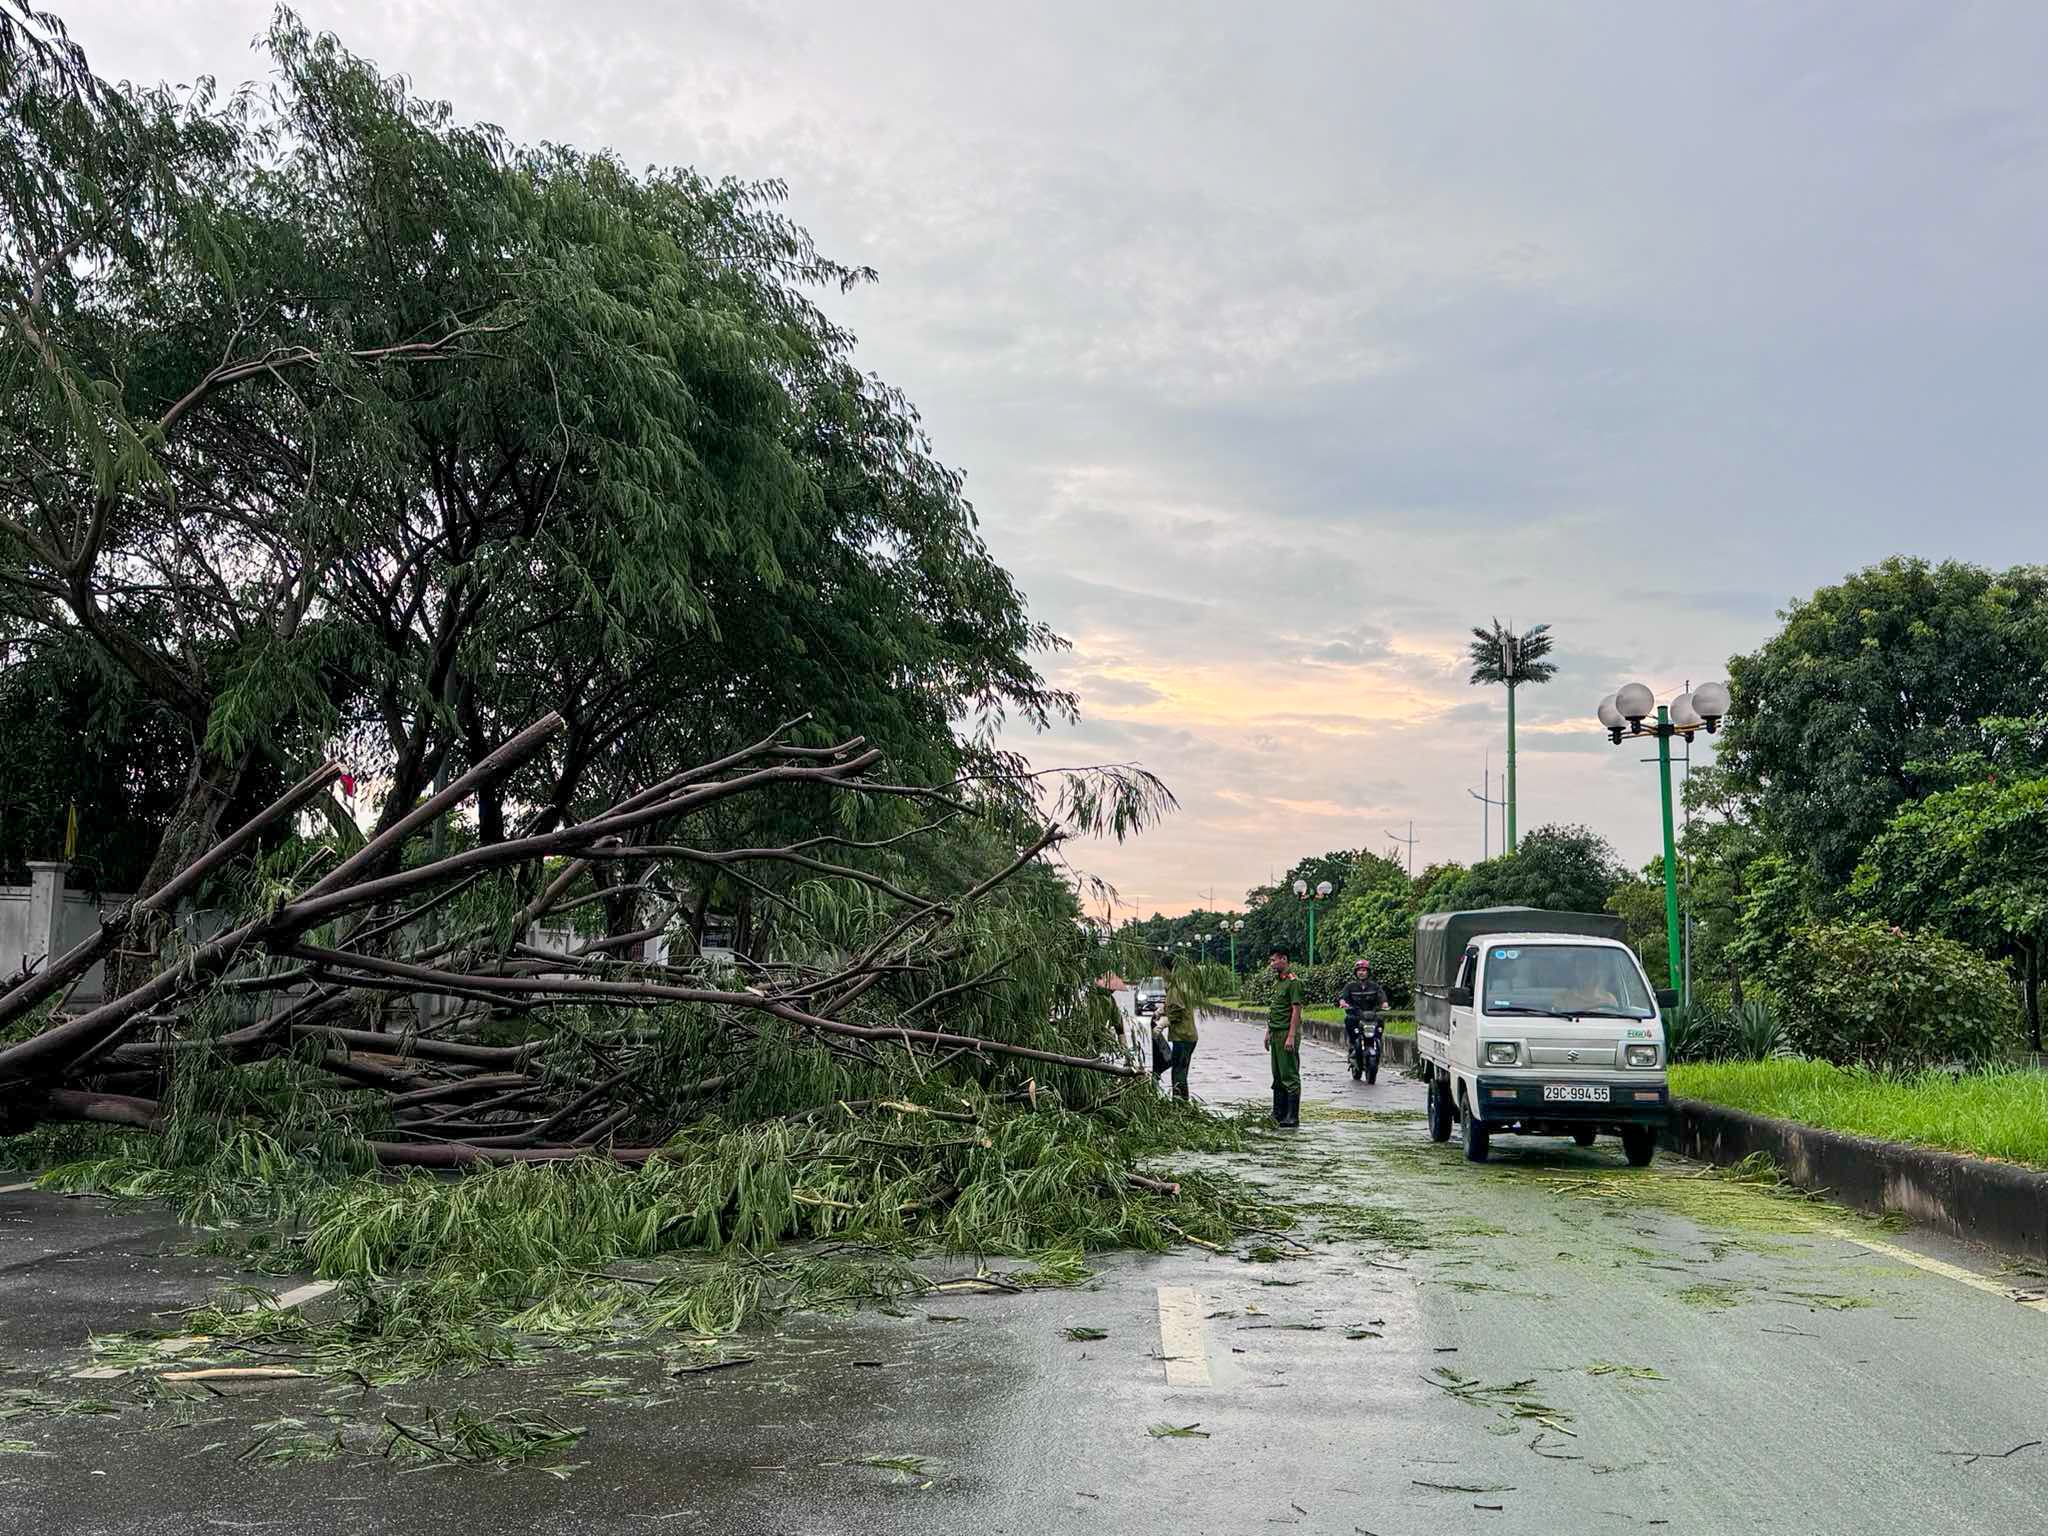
[1937, 1440, 2042, 1467]
[671, 1357, 755, 1377]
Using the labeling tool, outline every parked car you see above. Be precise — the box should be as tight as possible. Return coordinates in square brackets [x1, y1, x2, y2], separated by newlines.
[1134, 976, 1167, 1019]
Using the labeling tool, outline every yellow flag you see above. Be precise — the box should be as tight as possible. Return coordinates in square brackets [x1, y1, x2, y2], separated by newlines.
[64, 803, 77, 860]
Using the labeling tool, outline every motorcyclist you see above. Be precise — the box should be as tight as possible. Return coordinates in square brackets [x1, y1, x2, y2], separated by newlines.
[1335, 959, 1389, 1053]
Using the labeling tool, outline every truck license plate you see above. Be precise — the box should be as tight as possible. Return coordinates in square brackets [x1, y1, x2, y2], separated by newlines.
[1543, 1085, 1609, 1103]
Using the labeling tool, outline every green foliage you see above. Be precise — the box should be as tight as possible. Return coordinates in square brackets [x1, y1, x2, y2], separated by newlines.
[1421, 824, 1624, 916]
[1662, 1001, 1727, 1064]
[1675, 766, 1767, 1006]
[0, 629, 190, 887]
[1241, 960, 1354, 1009]
[1719, 557, 2048, 892]
[1730, 852, 1810, 988]
[56, 1072, 1288, 1396]
[1672, 1059, 2048, 1168]
[1763, 920, 2016, 1071]
[1327, 881, 1417, 1005]
[1852, 765, 2048, 1045]
[1606, 865, 1671, 989]
[1663, 998, 1781, 1064]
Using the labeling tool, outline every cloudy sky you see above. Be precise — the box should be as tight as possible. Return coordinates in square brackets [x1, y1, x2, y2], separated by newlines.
[63, 1, 2048, 917]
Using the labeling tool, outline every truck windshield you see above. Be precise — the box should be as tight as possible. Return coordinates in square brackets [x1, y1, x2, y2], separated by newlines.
[1482, 945, 1653, 1018]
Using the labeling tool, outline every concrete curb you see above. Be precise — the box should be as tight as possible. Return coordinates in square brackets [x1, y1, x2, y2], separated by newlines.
[1667, 1097, 2048, 1263]
[1205, 1005, 1417, 1069]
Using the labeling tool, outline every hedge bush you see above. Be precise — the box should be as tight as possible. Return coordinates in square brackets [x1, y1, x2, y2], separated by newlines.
[1240, 961, 1358, 1009]
[1765, 920, 2016, 1071]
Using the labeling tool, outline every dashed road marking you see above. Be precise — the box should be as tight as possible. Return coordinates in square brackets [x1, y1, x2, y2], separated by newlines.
[1827, 1227, 2048, 1313]
[1156, 1285, 1212, 1388]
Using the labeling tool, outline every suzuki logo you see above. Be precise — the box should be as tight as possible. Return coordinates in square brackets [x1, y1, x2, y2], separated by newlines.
[1567, 1050, 1580, 1061]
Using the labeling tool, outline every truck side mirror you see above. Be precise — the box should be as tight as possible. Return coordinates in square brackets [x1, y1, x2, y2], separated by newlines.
[1448, 985, 1473, 1008]
[1655, 988, 1679, 1009]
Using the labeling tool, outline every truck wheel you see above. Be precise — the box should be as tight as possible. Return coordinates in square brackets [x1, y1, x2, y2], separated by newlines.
[1572, 1128, 1597, 1148]
[1622, 1126, 1655, 1167]
[1426, 1078, 1452, 1142]
[1461, 1101, 1491, 1163]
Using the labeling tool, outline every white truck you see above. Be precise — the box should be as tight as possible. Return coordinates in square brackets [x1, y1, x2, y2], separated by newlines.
[1413, 907, 1677, 1166]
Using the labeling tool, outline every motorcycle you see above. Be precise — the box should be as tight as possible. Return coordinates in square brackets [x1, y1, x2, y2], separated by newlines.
[1345, 1008, 1383, 1084]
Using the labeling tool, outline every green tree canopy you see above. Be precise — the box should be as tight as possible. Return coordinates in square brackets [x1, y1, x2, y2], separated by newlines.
[1421, 823, 1624, 916]
[0, 8, 1072, 937]
[1718, 557, 2048, 893]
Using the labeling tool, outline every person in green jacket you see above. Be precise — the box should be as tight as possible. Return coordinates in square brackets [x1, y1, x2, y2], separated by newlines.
[1161, 966, 1201, 1101]
[1266, 947, 1304, 1128]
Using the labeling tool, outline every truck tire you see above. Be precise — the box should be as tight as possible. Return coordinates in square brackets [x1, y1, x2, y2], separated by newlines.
[1426, 1077, 1453, 1142]
[1572, 1128, 1597, 1148]
[1461, 1100, 1490, 1163]
[1622, 1126, 1655, 1167]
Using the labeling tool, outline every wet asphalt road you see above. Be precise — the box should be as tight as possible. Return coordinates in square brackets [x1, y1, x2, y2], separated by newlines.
[6, 1017, 2048, 1534]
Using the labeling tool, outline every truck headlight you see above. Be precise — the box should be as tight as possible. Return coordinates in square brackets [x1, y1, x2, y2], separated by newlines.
[1626, 1044, 1660, 1068]
[1484, 1041, 1519, 1066]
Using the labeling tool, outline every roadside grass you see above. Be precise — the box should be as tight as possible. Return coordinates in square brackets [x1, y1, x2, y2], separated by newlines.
[1671, 1060, 2048, 1169]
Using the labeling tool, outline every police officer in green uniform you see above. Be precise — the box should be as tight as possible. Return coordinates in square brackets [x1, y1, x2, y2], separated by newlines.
[1162, 968, 1199, 1101]
[1266, 947, 1303, 1128]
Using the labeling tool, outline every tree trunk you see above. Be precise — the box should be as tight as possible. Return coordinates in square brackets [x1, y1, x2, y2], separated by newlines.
[598, 858, 647, 963]
[734, 889, 754, 960]
[111, 747, 251, 994]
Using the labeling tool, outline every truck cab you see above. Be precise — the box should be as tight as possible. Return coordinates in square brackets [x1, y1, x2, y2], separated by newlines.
[1413, 907, 1675, 1166]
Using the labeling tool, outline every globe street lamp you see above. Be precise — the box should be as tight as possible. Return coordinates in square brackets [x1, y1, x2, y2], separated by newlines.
[1595, 680, 1730, 1006]
[1227, 918, 1246, 976]
[1293, 877, 1335, 966]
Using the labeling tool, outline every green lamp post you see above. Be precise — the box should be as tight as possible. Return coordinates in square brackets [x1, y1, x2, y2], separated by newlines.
[1596, 679, 1730, 1008]
[1293, 877, 1334, 966]
[1227, 918, 1245, 976]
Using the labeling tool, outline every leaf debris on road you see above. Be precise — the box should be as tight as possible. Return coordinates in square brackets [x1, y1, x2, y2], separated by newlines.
[1148, 1422, 1210, 1439]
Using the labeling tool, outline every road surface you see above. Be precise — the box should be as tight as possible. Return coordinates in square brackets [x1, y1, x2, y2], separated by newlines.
[4, 1014, 2046, 1533]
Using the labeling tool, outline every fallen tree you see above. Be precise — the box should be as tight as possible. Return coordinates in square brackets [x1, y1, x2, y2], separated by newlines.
[0, 713, 1166, 1165]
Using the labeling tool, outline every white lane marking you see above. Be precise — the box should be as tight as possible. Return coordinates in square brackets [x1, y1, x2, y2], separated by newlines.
[1826, 1227, 2048, 1313]
[1156, 1285, 1212, 1388]
[271, 1280, 338, 1310]
[71, 1278, 340, 1379]
[0, 1182, 36, 1194]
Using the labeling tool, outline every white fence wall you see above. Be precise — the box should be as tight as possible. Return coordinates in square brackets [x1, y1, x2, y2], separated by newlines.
[3, 863, 687, 1006]
[0, 888, 29, 979]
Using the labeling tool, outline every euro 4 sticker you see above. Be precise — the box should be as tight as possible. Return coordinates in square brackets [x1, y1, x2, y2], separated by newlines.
[1626, 1028, 1652, 1038]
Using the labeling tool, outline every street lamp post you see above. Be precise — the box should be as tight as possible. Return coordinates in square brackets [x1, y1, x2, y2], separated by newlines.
[1596, 680, 1730, 1008]
[1293, 878, 1335, 966]
[1227, 918, 1245, 975]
